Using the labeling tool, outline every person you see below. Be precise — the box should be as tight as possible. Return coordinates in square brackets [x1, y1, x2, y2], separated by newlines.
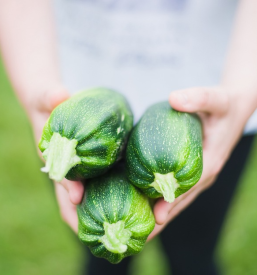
[0, 0, 257, 274]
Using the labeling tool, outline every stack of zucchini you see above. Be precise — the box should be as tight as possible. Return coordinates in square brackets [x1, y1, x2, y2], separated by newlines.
[39, 88, 203, 264]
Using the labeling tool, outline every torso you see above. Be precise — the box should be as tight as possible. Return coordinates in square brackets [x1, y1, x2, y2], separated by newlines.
[53, 0, 257, 133]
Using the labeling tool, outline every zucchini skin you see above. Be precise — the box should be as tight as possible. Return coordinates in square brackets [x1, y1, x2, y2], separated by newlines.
[39, 88, 133, 180]
[126, 101, 203, 200]
[77, 165, 155, 264]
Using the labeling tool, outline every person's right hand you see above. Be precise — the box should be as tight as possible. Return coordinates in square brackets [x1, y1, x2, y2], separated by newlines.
[0, 0, 85, 233]
[28, 86, 84, 232]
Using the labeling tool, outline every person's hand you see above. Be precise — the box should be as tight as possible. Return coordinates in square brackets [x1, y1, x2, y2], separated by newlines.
[28, 86, 84, 233]
[148, 86, 256, 240]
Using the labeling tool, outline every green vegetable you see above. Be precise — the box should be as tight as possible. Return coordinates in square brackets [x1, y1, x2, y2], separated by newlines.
[126, 102, 203, 203]
[77, 165, 155, 264]
[39, 88, 133, 182]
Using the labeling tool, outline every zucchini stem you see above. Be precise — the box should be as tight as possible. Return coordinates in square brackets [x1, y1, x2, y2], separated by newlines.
[151, 172, 180, 203]
[41, 132, 81, 182]
[99, 221, 131, 254]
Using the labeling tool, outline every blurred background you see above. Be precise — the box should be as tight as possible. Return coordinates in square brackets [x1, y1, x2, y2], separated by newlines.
[1, 56, 257, 275]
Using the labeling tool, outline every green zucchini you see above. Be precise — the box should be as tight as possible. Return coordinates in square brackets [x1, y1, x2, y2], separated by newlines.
[126, 102, 203, 203]
[77, 165, 155, 264]
[39, 88, 133, 182]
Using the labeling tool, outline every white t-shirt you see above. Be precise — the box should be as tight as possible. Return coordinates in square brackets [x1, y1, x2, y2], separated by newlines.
[53, 0, 257, 134]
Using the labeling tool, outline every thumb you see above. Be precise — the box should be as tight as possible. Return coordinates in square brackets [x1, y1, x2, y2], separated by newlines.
[169, 87, 228, 115]
[36, 85, 70, 112]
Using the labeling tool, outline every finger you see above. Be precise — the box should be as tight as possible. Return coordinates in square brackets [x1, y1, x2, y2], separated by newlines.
[147, 223, 164, 241]
[154, 198, 177, 225]
[169, 87, 228, 115]
[149, 186, 205, 241]
[49, 88, 70, 109]
[149, 180, 214, 241]
[167, 186, 202, 221]
[153, 178, 204, 224]
[55, 183, 78, 233]
[154, 168, 215, 226]
[58, 179, 84, 205]
[167, 167, 217, 221]
[200, 138, 223, 187]
[36, 85, 70, 112]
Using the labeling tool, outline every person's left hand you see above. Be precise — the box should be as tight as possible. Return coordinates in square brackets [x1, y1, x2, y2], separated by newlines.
[148, 85, 257, 240]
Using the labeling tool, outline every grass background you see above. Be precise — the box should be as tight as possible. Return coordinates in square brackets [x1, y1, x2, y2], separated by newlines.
[0, 58, 257, 275]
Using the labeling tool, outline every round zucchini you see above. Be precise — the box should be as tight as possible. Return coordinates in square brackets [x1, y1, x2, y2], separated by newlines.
[126, 101, 203, 203]
[39, 88, 133, 182]
[77, 166, 155, 264]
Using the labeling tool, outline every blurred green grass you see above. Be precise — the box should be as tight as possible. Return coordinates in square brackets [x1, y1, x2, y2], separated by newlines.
[0, 57, 257, 275]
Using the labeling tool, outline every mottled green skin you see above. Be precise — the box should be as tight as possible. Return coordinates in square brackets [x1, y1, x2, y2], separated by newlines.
[39, 88, 133, 180]
[126, 101, 203, 199]
[77, 167, 155, 264]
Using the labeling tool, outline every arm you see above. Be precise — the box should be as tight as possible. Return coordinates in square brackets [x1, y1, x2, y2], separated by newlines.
[150, 0, 257, 239]
[0, 0, 83, 232]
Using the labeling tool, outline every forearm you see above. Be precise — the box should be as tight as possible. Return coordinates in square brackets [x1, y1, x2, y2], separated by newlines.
[222, 0, 257, 116]
[0, 0, 62, 113]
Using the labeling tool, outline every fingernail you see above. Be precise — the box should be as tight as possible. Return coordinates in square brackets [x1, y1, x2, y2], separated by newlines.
[173, 92, 188, 105]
